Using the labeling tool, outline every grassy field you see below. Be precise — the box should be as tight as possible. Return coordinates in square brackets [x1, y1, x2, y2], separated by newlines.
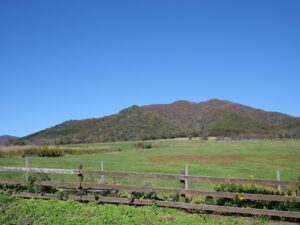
[0, 140, 300, 225]
[0, 193, 292, 225]
[0, 139, 299, 190]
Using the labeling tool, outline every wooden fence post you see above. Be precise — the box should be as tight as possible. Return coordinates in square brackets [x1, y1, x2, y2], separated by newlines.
[78, 165, 83, 194]
[180, 170, 186, 202]
[298, 176, 300, 196]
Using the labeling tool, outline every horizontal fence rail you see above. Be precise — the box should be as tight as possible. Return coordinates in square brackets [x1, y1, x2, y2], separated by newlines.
[0, 167, 78, 175]
[1, 166, 299, 187]
[0, 179, 299, 203]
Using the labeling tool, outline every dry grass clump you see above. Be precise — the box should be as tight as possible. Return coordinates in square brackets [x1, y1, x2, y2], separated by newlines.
[0, 145, 121, 157]
[0, 146, 34, 157]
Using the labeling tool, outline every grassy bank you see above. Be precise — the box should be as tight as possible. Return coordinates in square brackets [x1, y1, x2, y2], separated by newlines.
[0, 193, 285, 225]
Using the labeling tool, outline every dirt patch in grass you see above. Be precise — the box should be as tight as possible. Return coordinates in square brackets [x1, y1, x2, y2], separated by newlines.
[146, 155, 243, 164]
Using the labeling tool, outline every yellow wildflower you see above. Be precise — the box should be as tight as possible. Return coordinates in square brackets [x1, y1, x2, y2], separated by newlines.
[238, 194, 245, 201]
[249, 175, 255, 179]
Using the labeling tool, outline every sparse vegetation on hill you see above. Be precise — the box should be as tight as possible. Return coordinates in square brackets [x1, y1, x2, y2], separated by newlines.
[11, 99, 300, 145]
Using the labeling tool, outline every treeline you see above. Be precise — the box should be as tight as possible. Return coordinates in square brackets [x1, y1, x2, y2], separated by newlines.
[7, 128, 300, 146]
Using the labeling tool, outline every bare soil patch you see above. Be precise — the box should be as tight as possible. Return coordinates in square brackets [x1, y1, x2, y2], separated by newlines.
[147, 155, 243, 164]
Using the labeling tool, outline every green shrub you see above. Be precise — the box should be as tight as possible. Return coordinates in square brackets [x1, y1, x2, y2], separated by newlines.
[191, 196, 206, 204]
[215, 183, 282, 195]
[0, 174, 56, 194]
[214, 183, 299, 211]
[56, 190, 74, 200]
[130, 191, 160, 201]
[26, 174, 56, 194]
[23, 146, 64, 157]
[133, 142, 153, 149]
[114, 191, 181, 203]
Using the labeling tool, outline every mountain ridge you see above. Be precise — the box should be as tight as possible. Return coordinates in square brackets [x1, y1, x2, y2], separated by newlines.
[0, 135, 19, 145]
[12, 99, 300, 145]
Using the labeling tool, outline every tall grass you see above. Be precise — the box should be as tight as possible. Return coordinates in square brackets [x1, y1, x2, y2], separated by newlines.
[0, 145, 121, 158]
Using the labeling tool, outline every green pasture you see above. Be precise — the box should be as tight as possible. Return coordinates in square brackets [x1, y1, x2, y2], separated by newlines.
[0, 140, 299, 190]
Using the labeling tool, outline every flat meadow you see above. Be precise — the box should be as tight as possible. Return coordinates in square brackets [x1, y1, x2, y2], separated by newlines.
[0, 139, 299, 190]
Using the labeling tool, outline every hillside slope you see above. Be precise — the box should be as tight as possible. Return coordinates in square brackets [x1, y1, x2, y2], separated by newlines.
[18, 99, 300, 144]
[0, 135, 18, 145]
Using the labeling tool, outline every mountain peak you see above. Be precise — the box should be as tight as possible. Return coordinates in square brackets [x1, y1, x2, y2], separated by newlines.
[206, 98, 223, 102]
[172, 99, 232, 106]
[172, 100, 195, 105]
[204, 98, 233, 104]
[16, 99, 300, 145]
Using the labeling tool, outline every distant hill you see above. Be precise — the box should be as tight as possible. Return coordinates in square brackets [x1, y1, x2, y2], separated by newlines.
[0, 135, 18, 145]
[16, 99, 300, 145]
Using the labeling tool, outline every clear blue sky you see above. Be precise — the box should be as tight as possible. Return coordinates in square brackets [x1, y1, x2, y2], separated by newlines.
[1, 0, 300, 137]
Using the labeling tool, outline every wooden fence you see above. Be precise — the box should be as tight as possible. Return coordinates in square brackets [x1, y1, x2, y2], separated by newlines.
[0, 166, 299, 219]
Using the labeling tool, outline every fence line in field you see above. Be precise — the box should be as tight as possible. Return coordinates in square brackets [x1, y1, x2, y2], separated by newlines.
[0, 166, 299, 219]
[1, 179, 299, 203]
[0, 166, 299, 187]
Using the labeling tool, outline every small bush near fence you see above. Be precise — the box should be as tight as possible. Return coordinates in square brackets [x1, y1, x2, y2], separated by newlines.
[0, 174, 56, 194]
[214, 183, 299, 212]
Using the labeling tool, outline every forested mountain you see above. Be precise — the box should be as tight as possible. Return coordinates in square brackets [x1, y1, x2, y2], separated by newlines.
[13, 99, 300, 145]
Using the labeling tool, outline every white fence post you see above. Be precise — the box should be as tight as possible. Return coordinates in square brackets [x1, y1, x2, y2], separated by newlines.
[185, 164, 188, 190]
[100, 161, 104, 183]
[277, 170, 281, 191]
[25, 157, 28, 181]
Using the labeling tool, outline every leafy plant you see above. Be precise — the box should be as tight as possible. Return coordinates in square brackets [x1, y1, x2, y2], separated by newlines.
[0, 174, 56, 194]
[214, 183, 299, 211]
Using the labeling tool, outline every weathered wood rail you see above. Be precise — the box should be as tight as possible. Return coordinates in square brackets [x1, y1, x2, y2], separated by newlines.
[1, 179, 299, 203]
[1, 166, 299, 187]
[0, 166, 300, 219]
